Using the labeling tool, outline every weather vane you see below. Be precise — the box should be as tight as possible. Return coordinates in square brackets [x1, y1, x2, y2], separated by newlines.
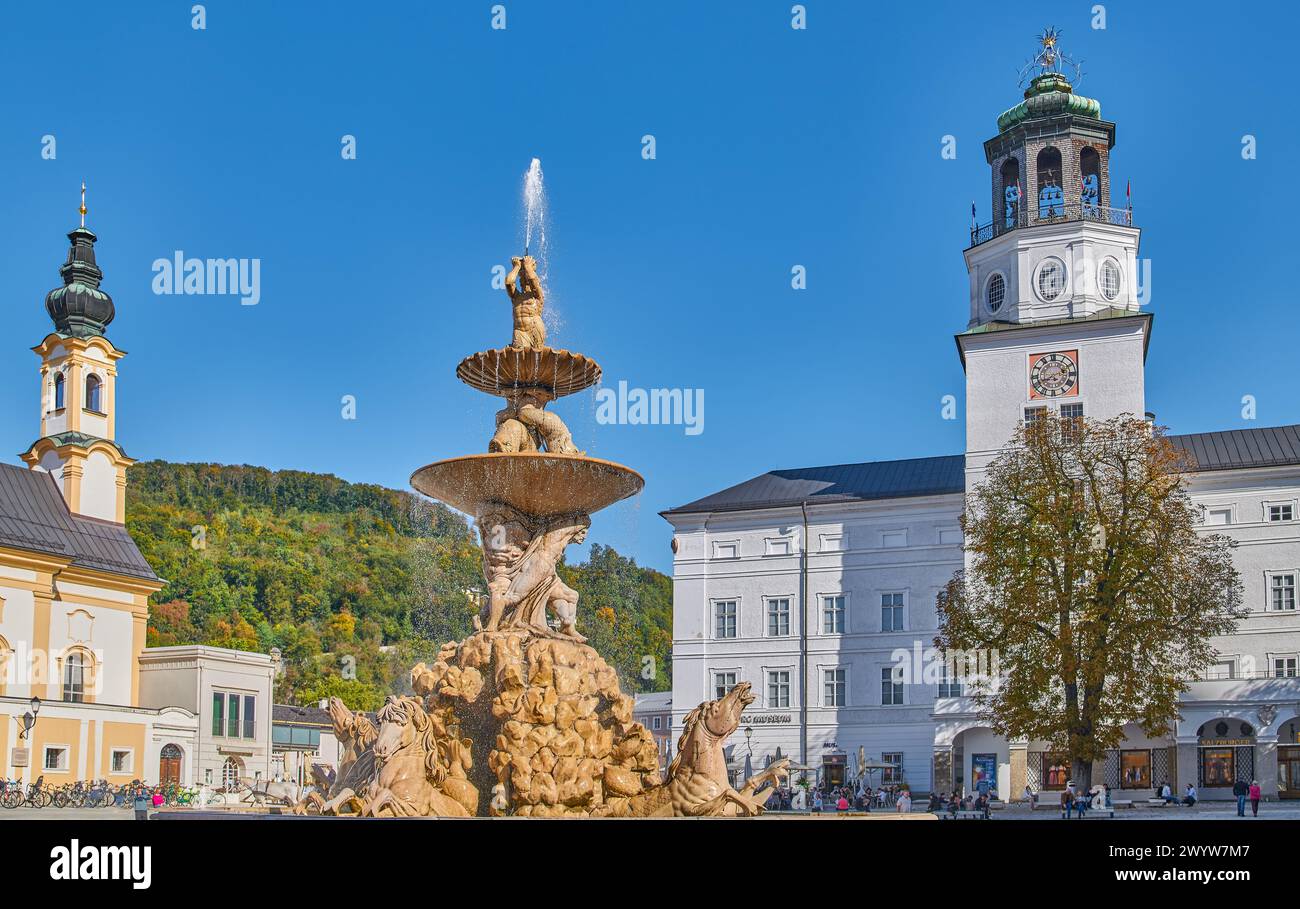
[1018, 27, 1084, 89]
[79, 181, 87, 227]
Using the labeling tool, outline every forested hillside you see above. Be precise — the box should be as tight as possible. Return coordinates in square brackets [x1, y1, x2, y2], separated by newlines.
[126, 462, 671, 709]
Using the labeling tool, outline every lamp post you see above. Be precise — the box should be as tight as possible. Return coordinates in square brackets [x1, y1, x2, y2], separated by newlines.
[18, 696, 41, 740]
[744, 725, 753, 754]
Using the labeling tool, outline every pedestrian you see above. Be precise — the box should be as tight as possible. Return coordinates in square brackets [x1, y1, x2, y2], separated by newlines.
[1023, 784, 1037, 809]
[133, 786, 149, 821]
[897, 790, 912, 813]
[1249, 780, 1261, 817]
[1182, 783, 1197, 807]
[1233, 778, 1249, 817]
[1060, 787, 1073, 819]
[1160, 781, 1175, 804]
[836, 792, 849, 812]
[812, 790, 823, 813]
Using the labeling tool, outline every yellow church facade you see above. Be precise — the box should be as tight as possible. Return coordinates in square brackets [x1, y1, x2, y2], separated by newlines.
[1, 205, 272, 790]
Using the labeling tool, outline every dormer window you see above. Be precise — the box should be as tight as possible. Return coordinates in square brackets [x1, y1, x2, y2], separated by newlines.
[85, 374, 103, 413]
[53, 373, 65, 410]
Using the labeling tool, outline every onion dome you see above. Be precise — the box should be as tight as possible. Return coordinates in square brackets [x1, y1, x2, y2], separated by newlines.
[46, 189, 115, 338]
[997, 72, 1101, 132]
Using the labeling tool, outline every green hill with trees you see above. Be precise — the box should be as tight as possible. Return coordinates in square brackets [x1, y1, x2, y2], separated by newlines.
[126, 461, 672, 709]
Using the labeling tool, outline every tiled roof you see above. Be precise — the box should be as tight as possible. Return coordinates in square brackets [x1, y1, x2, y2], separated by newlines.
[0, 462, 157, 580]
[662, 455, 965, 516]
[1169, 425, 1300, 472]
[272, 703, 333, 726]
[633, 691, 672, 712]
[663, 425, 1300, 517]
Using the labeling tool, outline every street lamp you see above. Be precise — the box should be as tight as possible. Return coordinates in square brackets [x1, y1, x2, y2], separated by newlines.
[744, 725, 753, 754]
[18, 696, 40, 740]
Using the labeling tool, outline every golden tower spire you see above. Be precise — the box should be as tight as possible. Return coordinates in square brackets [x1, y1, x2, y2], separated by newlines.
[79, 181, 87, 227]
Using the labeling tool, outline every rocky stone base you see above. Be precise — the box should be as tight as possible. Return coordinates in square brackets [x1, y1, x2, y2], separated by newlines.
[411, 630, 662, 816]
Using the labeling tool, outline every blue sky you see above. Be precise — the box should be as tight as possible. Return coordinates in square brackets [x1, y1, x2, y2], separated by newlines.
[0, 1, 1295, 572]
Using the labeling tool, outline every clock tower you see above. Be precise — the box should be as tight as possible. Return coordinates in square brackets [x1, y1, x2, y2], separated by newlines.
[958, 31, 1150, 487]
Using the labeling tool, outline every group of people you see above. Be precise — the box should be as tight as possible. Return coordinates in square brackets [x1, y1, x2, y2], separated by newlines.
[1055, 781, 1111, 818]
[930, 790, 993, 819]
[763, 783, 913, 813]
[1156, 781, 1199, 806]
[1233, 779, 1263, 816]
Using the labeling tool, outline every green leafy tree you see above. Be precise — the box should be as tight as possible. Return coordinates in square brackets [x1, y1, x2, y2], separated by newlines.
[937, 414, 1244, 791]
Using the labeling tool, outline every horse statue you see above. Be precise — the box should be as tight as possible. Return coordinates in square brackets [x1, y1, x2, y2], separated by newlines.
[294, 697, 378, 815]
[358, 695, 475, 818]
[629, 682, 788, 817]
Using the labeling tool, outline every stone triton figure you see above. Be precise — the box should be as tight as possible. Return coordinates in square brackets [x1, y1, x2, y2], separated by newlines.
[505, 254, 546, 349]
[475, 505, 591, 639]
[489, 387, 583, 455]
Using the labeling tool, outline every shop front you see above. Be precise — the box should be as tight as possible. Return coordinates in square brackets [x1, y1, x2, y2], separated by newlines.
[1196, 719, 1256, 794]
[1279, 746, 1300, 799]
[821, 751, 847, 789]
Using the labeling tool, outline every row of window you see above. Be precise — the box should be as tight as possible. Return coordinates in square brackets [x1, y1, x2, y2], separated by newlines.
[49, 372, 104, 413]
[714, 593, 910, 639]
[1202, 501, 1297, 525]
[1024, 401, 1084, 429]
[42, 745, 133, 774]
[714, 571, 1294, 645]
[712, 667, 959, 708]
[986, 256, 1123, 314]
[1207, 656, 1298, 680]
[212, 691, 258, 740]
[712, 528, 961, 560]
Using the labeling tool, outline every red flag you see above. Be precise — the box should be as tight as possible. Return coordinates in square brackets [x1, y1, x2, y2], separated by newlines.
[1126, 180, 1131, 199]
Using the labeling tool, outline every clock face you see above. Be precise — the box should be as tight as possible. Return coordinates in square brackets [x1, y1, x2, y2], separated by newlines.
[1029, 350, 1079, 399]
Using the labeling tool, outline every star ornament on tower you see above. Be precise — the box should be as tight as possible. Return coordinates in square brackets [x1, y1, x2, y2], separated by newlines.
[1018, 27, 1085, 89]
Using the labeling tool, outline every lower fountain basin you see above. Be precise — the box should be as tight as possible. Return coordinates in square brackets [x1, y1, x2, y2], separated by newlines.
[410, 452, 644, 518]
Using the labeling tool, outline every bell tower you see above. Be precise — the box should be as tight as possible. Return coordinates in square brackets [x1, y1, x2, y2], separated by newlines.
[20, 187, 135, 523]
[958, 32, 1150, 485]
[965, 29, 1141, 328]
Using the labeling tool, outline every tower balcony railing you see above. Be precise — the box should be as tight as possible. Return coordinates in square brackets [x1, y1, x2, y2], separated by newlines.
[969, 202, 1133, 248]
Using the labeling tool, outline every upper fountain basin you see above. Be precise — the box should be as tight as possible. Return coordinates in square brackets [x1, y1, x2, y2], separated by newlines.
[410, 452, 644, 518]
[456, 346, 601, 399]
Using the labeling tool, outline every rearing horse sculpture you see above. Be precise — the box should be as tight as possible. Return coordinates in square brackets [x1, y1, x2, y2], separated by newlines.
[295, 696, 378, 815]
[360, 696, 473, 818]
[629, 682, 789, 817]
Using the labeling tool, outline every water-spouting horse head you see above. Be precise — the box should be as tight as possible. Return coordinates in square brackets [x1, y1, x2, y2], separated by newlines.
[373, 695, 429, 764]
[667, 681, 754, 780]
[699, 680, 754, 739]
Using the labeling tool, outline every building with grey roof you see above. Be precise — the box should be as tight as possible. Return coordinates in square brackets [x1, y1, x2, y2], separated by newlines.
[662, 56, 1300, 803]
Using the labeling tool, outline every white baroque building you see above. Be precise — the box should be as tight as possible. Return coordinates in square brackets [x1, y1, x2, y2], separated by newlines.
[662, 65, 1300, 802]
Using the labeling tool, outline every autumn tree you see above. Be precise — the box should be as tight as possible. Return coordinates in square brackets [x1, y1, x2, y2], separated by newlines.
[936, 414, 1244, 791]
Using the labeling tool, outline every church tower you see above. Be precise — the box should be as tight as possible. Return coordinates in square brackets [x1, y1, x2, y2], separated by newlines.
[20, 188, 135, 523]
[958, 31, 1149, 484]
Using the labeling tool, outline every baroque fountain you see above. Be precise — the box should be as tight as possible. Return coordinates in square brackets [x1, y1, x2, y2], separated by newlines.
[298, 164, 788, 818]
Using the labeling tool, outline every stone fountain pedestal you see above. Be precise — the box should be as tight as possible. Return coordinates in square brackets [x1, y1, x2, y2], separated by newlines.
[405, 253, 654, 816]
[413, 630, 661, 816]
